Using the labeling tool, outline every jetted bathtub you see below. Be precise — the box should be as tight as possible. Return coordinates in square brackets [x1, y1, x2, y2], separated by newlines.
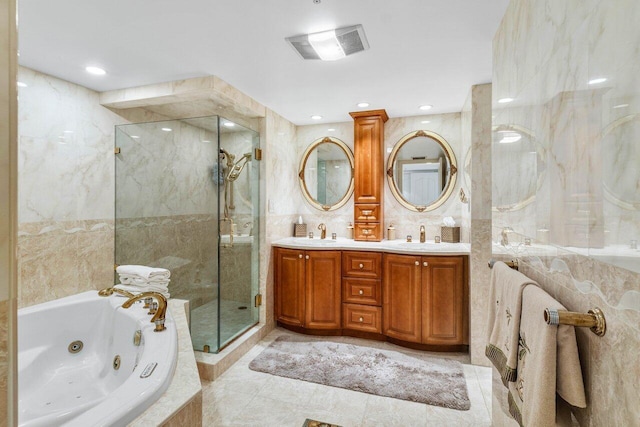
[18, 291, 178, 426]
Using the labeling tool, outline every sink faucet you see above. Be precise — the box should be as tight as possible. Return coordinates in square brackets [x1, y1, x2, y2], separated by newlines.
[501, 227, 513, 246]
[420, 225, 426, 243]
[98, 287, 136, 299]
[121, 292, 168, 332]
[318, 223, 327, 239]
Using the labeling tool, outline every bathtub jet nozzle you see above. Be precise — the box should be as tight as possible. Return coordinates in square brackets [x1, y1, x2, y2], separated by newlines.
[121, 292, 168, 332]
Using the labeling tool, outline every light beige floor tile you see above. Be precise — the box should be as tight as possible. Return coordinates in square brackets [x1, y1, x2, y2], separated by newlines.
[305, 385, 369, 420]
[204, 328, 487, 427]
[227, 396, 305, 426]
[361, 394, 429, 426]
[255, 374, 321, 406]
[474, 365, 493, 415]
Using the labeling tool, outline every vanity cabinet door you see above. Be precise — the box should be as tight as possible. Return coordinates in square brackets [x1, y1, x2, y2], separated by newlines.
[305, 250, 342, 329]
[383, 253, 422, 343]
[421, 256, 467, 345]
[275, 248, 306, 327]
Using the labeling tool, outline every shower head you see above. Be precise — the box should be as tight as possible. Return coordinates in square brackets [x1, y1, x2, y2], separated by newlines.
[226, 153, 252, 182]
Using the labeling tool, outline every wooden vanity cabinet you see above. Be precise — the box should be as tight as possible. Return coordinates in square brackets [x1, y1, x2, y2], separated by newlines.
[350, 110, 388, 241]
[383, 253, 468, 347]
[274, 248, 341, 330]
[341, 251, 383, 334]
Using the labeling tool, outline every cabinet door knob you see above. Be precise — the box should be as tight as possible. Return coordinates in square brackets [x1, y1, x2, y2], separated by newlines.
[359, 289, 364, 295]
[359, 317, 364, 322]
[415, 261, 420, 266]
[298, 254, 303, 259]
[423, 262, 428, 267]
[359, 263, 364, 269]
[305, 255, 310, 260]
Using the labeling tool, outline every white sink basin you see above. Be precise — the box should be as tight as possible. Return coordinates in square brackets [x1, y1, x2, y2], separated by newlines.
[296, 239, 338, 246]
[396, 242, 443, 249]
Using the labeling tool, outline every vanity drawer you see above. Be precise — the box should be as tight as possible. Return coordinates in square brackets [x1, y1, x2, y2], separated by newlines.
[342, 278, 381, 306]
[354, 222, 382, 241]
[343, 304, 382, 333]
[355, 204, 380, 221]
[342, 251, 382, 278]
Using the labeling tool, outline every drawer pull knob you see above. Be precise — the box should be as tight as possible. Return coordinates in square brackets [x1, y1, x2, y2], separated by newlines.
[305, 255, 309, 260]
[362, 210, 373, 216]
[359, 317, 364, 322]
[298, 254, 303, 259]
[415, 261, 420, 266]
[359, 263, 364, 269]
[359, 289, 364, 295]
[363, 229, 371, 235]
[423, 262, 428, 267]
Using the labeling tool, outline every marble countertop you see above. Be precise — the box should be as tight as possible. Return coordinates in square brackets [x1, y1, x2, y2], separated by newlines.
[272, 237, 470, 255]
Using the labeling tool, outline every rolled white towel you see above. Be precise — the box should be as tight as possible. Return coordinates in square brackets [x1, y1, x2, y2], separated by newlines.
[114, 283, 170, 299]
[116, 265, 170, 280]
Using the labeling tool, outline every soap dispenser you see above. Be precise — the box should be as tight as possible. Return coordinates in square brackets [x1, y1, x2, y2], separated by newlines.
[347, 222, 354, 239]
[387, 223, 396, 241]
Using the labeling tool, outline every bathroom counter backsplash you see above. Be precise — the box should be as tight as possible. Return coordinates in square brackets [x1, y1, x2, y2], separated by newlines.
[272, 237, 470, 255]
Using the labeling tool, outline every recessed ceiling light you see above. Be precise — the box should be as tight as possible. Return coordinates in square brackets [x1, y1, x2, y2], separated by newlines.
[421, 120, 431, 124]
[357, 102, 370, 108]
[131, 135, 140, 139]
[419, 105, 432, 111]
[498, 98, 514, 104]
[85, 66, 106, 75]
[612, 103, 629, 109]
[588, 77, 607, 85]
[223, 122, 235, 127]
[17, 81, 27, 87]
[311, 115, 322, 120]
[327, 128, 335, 132]
[161, 127, 172, 132]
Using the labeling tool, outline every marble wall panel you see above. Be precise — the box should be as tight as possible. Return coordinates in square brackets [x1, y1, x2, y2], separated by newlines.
[1, 1, 19, 421]
[17, 67, 123, 308]
[492, 1, 640, 424]
[115, 215, 218, 309]
[262, 109, 298, 329]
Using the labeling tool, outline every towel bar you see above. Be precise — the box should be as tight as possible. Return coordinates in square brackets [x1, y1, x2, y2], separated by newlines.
[488, 259, 519, 270]
[544, 307, 606, 337]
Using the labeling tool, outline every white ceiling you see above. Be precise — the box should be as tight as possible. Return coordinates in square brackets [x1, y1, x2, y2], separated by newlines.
[18, 0, 510, 125]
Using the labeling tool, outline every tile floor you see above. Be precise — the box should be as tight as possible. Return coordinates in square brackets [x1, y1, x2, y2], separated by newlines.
[201, 328, 492, 426]
[191, 299, 258, 351]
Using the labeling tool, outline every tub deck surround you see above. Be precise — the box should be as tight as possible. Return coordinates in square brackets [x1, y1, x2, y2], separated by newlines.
[131, 299, 202, 427]
[272, 237, 470, 255]
[18, 291, 178, 427]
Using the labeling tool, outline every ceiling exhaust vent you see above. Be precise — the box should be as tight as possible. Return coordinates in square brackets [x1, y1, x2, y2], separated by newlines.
[286, 24, 369, 61]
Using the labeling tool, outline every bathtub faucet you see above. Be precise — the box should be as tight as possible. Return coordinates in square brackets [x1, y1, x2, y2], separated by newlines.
[121, 292, 168, 332]
[98, 287, 136, 299]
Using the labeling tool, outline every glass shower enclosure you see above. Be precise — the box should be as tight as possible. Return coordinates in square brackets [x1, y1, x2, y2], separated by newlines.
[114, 116, 260, 353]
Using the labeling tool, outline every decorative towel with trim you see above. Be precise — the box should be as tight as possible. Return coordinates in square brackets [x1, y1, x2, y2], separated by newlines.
[507, 285, 586, 427]
[116, 265, 171, 280]
[485, 261, 538, 386]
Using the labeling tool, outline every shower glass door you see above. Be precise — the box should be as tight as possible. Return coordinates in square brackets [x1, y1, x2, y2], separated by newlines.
[114, 115, 260, 354]
[216, 117, 260, 349]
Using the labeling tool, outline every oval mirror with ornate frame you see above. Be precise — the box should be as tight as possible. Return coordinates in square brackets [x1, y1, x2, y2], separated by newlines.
[299, 136, 355, 211]
[386, 130, 457, 212]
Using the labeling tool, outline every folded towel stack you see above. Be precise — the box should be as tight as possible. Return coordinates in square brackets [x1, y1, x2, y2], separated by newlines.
[115, 265, 171, 299]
